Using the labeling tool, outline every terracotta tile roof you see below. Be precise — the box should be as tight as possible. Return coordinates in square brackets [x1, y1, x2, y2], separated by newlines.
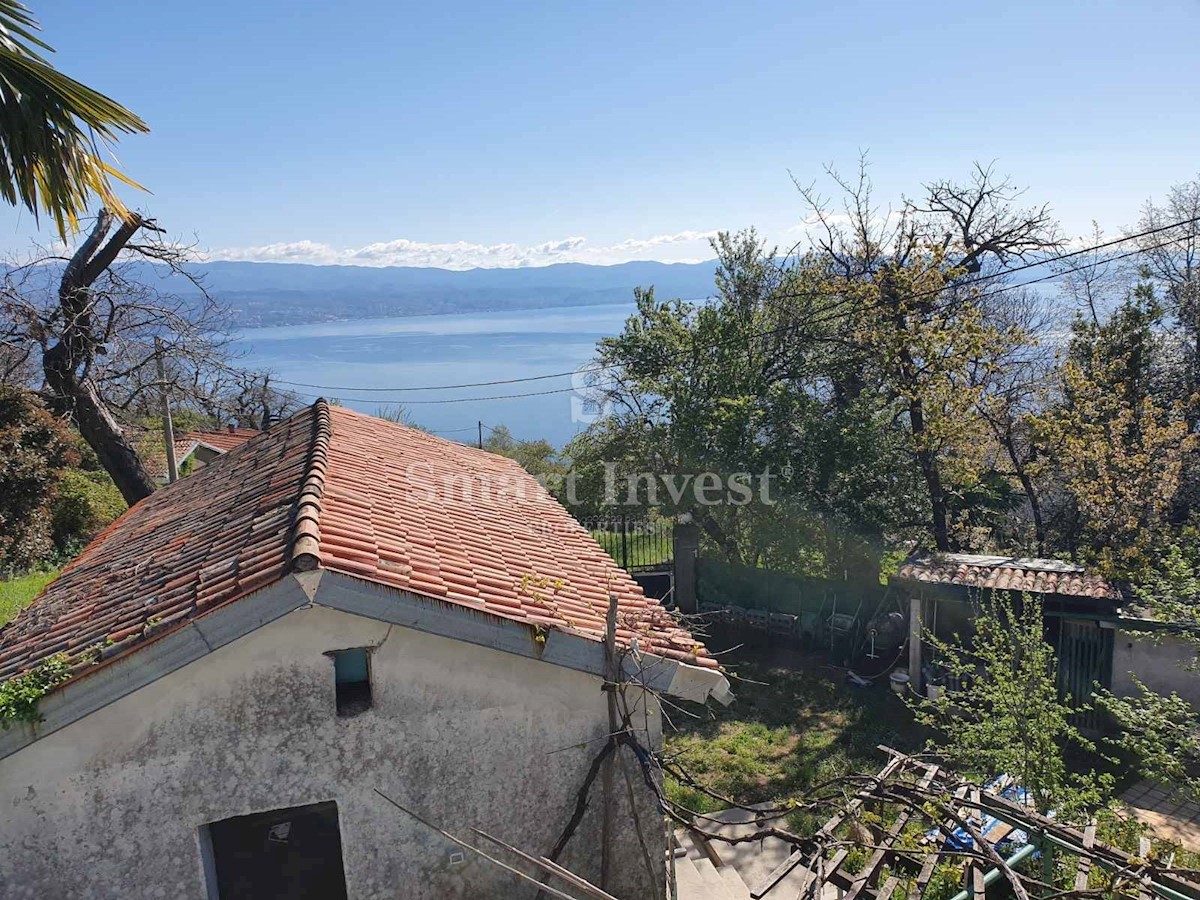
[184, 426, 260, 452]
[893, 553, 1118, 600]
[0, 401, 711, 686]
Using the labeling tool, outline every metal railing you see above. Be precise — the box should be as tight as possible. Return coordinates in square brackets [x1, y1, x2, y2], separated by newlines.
[579, 516, 673, 573]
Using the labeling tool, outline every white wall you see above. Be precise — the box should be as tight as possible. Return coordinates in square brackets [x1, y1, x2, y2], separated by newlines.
[0, 605, 665, 899]
[1112, 629, 1200, 706]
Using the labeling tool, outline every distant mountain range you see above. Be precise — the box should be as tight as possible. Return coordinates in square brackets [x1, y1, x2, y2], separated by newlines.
[166, 259, 720, 327]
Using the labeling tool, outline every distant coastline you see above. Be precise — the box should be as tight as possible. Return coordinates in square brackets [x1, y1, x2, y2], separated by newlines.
[226, 289, 657, 328]
[188, 258, 719, 328]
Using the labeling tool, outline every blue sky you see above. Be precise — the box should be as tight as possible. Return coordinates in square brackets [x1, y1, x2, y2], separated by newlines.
[1, 0, 1197, 267]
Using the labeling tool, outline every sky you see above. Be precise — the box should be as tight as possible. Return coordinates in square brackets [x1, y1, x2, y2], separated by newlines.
[1, 0, 1197, 269]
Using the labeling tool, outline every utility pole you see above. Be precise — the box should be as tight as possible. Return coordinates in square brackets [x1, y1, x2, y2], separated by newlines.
[478, 421, 483, 450]
[155, 337, 178, 483]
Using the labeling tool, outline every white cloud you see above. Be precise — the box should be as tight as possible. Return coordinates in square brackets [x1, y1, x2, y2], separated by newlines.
[203, 230, 718, 269]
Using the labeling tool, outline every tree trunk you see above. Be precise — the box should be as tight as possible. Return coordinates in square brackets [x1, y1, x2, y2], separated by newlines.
[42, 209, 157, 506]
[43, 346, 155, 504]
[697, 510, 743, 565]
[1001, 432, 1046, 555]
[909, 395, 951, 552]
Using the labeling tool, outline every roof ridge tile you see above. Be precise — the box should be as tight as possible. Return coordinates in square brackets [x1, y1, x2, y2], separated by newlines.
[290, 399, 332, 572]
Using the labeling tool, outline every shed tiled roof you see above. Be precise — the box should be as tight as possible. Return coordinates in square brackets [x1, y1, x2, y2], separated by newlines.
[893, 553, 1118, 600]
[142, 437, 200, 481]
[184, 426, 260, 452]
[0, 401, 711, 685]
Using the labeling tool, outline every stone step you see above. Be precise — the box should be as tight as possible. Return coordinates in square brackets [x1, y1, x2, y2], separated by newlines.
[674, 855, 711, 899]
[675, 826, 725, 866]
[694, 856, 733, 900]
[675, 828, 704, 860]
[719, 864, 752, 900]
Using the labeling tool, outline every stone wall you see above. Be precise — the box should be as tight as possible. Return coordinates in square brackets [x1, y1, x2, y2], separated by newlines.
[0, 604, 664, 899]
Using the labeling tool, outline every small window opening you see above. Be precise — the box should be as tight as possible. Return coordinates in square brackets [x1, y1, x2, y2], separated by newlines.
[332, 648, 372, 717]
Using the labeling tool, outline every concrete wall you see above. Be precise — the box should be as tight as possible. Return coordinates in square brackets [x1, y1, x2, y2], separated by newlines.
[1112, 629, 1200, 706]
[0, 605, 665, 900]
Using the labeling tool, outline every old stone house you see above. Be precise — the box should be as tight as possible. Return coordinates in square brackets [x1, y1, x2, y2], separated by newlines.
[0, 401, 729, 899]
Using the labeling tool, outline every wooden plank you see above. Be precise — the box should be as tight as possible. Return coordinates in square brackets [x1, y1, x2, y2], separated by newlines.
[972, 863, 986, 900]
[969, 788, 985, 900]
[843, 765, 939, 900]
[967, 788, 1200, 899]
[1139, 837, 1154, 900]
[751, 753, 911, 898]
[914, 852, 941, 896]
[1074, 822, 1096, 893]
[912, 779, 965, 899]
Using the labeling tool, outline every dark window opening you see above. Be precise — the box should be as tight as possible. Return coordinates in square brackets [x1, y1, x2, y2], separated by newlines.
[332, 648, 372, 717]
[202, 801, 348, 900]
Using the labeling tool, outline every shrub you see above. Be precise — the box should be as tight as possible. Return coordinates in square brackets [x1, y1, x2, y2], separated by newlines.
[0, 387, 76, 573]
[50, 468, 126, 558]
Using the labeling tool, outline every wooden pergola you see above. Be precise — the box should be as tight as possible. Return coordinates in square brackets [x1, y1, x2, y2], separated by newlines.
[747, 748, 1200, 900]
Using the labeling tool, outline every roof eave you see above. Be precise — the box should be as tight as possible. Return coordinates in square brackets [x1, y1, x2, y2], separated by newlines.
[0, 567, 727, 763]
[314, 570, 728, 703]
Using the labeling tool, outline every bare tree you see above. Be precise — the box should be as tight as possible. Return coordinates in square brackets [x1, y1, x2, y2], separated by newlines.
[1133, 176, 1200, 420]
[1054, 223, 1132, 327]
[1, 209, 270, 504]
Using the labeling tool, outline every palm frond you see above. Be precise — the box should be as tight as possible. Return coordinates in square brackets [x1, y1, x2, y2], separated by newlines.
[0, 1, 148, 237]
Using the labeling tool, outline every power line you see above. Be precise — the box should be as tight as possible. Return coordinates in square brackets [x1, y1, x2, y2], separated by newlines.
[267, 216, 1198, 395]
[287, 385, 583, 405]
[272, 221, 1197, 407]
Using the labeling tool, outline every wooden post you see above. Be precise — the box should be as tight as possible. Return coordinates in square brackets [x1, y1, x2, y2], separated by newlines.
[672, 521, 700, 613]
[908, 591, 924, 695]
[600, 594, 619, 889]
[155, 337, 178, 483]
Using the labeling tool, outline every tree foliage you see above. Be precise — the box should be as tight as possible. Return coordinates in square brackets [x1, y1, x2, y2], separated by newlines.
[0, 385, 75, 571]
[0, 1, 147, 236]
[1034, 288, 1196, 579]
[912, 592, 1106, 815]
[567, 162, 1064, 575]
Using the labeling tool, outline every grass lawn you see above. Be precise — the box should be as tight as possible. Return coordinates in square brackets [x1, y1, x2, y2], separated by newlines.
[664, 635, 927, 822]
[0, 569, 59, 627]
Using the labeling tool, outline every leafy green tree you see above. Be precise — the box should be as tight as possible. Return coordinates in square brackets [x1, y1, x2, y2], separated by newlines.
[481, 424, 565, 483]
[1096, 536, 1200, 798]
[1132, 175, 1200, 420]
[0, 385, 75, 571]
[566, 231, 924, 576]
[1098, 677, 1200, 799]
[912, 591, 1106, 815]
[0, 1, 147, 235]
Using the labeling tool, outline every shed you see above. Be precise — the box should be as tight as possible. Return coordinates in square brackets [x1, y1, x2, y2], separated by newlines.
[892, 554, 1124, 723]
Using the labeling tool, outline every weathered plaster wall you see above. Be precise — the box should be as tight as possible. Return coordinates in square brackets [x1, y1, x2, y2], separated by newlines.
[1113, 630, 1200, 706]
[0, 604, 665, 899]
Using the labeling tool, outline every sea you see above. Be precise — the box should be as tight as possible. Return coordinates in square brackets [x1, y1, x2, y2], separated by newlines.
[233, 302, 637, 447]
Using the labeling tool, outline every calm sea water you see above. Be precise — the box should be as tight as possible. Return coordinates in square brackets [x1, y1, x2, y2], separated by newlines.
[234, 303, 636, 446]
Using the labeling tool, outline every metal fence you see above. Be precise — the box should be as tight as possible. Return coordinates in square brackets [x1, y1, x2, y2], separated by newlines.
[579, 516, 673, 573]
